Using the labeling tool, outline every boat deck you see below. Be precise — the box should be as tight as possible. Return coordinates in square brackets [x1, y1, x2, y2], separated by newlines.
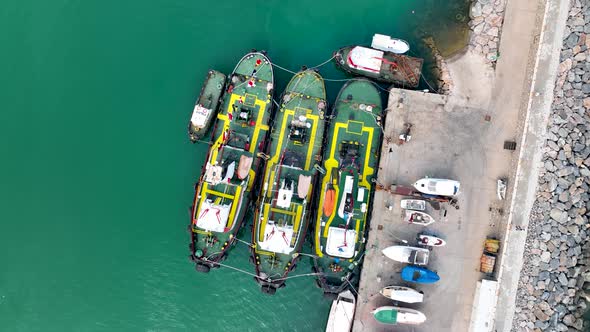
[253, 70, 327, 286]
[335, 46, 424, 88]
[313, 79, 383, 293]
[190, 52, 273, 266]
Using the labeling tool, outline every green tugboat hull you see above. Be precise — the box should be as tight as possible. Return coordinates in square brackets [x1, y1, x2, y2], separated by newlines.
[252, 70, 327, 293]
[312, 79, 383, 296]
[189, 52, 274, 272]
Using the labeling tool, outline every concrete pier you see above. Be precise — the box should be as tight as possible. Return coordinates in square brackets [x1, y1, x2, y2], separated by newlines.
[353, 87, 510, 332]
[351, 0, 568, 328]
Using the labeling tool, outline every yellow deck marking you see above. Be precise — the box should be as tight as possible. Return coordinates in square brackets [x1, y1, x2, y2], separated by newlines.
[346, 120, 364, 135]
[271, 207, 295, 217]
[259, 203, 271, 241]
[292, 205, 303, 235]
[318, 122, 376, 240]
[195, 182, 210, 221]
[193, 229, 212, 235]
[303, 113, 319, 170]
[247, 169, 256, 190]
[266, 169, 276, 198]
[204, 189, 235, 200]
[359, 126, 375, 188]
[249, 98, 270, 153]
[225, 185, 242, 229]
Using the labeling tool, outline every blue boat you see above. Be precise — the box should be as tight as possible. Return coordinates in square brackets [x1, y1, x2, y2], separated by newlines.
[401, 266, 440, 284]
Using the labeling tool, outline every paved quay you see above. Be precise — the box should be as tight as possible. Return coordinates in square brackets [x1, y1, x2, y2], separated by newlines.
[350, 0, 570, 329]
[352, 87, 512, 332]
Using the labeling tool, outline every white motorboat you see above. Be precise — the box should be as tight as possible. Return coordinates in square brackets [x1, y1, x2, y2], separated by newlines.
[325, 290, 356, 332]
[382, 246, 429, 265]
[417, 234, 446, 247]
[413, 178, 460, 197]
[400, 199, 426, 211]
[372, 306, 427, 325]
[371, 34, 410, 54]
[380, 286, 424, 303]
[497, 178, 507, 200]
[403, 209, 436, 226]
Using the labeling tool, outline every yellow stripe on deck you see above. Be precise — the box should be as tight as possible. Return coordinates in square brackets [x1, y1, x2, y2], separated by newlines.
[271, 207, 295, 217]
[259, 203, 271, 241]
[249, 98, 270, 153]
[292, 205, 303, 234]
[204, 189, 235, 200]
[225, 185, 242, 229]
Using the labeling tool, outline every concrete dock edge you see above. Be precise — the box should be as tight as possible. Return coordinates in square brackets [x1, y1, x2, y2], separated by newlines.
[494, 0, 571, 331]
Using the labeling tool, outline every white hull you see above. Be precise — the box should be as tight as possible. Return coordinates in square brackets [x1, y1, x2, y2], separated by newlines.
[371, 34, 410, 54]
[400, 199, 426, 211]
[325, 290, 355, 332]
[414, 178, 460, 197]
[382, 246, 429, 265]
[404, 210, 436, 226]
[380, 286, 424, 303]
[372, 306, 427, 325]
[418, 234, 446, 247]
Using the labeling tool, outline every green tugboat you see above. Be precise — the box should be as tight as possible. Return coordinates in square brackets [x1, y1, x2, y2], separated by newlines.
[252, 70, 327, 294]
[188, 70, 226, 143]
[312, 79, 383, 297]
[334, 45, 424, 88]
[189, 52, 274, 273]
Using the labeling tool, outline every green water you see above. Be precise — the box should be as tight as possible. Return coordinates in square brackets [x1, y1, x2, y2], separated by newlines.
[1, 1, 469, 331]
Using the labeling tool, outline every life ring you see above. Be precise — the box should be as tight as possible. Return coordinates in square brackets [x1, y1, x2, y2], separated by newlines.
[339, 59, 345, 65]
[217, 83, 222, 89]
[456, 13, 465, 22]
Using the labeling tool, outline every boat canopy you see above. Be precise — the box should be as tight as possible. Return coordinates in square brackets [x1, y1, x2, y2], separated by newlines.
[196, 200, 231, 232]
[277, 179, 295, 208]
[297, 174, 311, 199]
[371, 34, 410, 54]
[204, 164, 223, 185]
[427, 180, 457, 195]
[347, 46, 383, 73]
[374, 308, 398, 324]
[190, 104, 212, 129]
[337, 175, 355, 218]
[237, 155, 253, 180]
[326, 227, 357, 258]
[259, 222, 294, 254]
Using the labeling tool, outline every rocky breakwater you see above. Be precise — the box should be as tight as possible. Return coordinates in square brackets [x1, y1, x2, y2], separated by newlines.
[468, 0, 506, 64]
[512, 1, 590, 331]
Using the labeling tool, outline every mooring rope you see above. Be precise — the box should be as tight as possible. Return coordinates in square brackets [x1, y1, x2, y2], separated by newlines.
[310, 54, 336, 69]
[234, 237, 254, 247]
[210, 260, 260, 278]
[345, 278, 359, 296]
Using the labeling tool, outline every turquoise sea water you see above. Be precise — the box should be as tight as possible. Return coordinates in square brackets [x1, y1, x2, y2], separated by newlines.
[1, 1, 469, 331]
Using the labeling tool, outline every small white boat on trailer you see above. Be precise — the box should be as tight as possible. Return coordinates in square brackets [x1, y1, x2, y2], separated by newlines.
[382, 246, 429, 265]
[404, 209, 436, 226]
[414, 177, 460, 197]
[380, 286, 424, 303]
[418, 234, 446, 247]
[325, 290, 356, 332]
[372, 306, 427, 325]
[400, 199, 426, 211]
[371, 34, 410, 54]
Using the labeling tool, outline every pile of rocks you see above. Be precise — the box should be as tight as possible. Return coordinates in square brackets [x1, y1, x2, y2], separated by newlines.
[468, 0, 506, 64]
[423, 36, 453, 95]
[512, 1, 590, 331]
